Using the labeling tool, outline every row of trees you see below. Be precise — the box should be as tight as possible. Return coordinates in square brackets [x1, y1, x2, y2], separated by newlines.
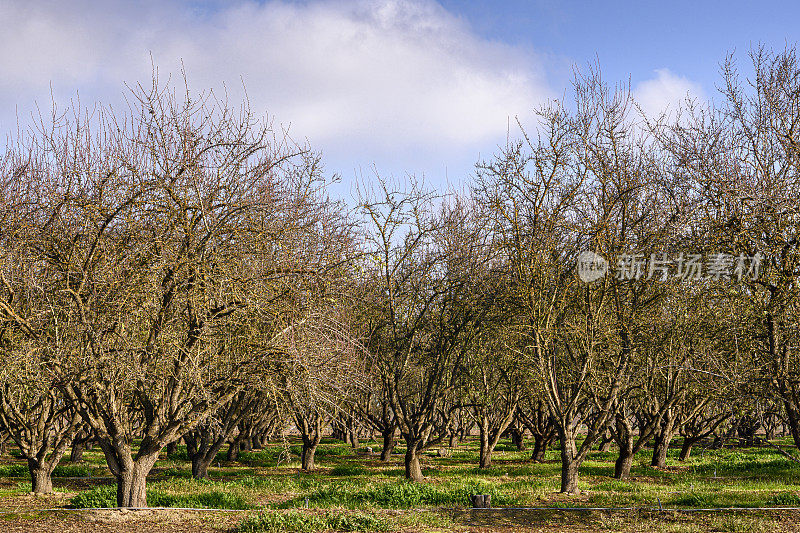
[0, 46, 799, 506]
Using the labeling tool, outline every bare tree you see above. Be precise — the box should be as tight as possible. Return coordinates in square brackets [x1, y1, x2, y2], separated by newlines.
[0, 357, 79, 493]
[653, 45, 800, 453]
[517, 392, 557, 463]
[462, 322, 522, 469]
[361, 184, 490, 481]
[1, 74, 342, 507]
[475, 65, 686, 492]
[278, 302, 366, 471]
[183, 390, 264, 479]
[357, 381, 399, 461]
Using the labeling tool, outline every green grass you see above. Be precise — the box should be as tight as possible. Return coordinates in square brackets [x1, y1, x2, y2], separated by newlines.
[274, 477, 521, 509]
[68, 482, 252, 509]
[5, 435, 800, 531]
[0, 463, 90, 478]
[236, 510, 389, 532]
[0, 464, 27, 477]
[330, 464, 369, 476]
[68, 485, 116, 508]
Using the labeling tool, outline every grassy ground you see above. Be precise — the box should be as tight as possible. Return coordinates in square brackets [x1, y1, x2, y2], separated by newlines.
[2, 436, 800, 531]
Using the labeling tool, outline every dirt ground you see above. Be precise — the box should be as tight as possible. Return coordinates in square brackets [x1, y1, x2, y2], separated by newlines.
[4, 490, 800, 532]
[0, 510, 238, 533]
[4, 507, 800, 533]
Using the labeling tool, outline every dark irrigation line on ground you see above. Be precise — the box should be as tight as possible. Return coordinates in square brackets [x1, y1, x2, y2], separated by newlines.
[458, 506, 800, 512]
[0, 507, 254, 513]
[4, 506, 800, 515]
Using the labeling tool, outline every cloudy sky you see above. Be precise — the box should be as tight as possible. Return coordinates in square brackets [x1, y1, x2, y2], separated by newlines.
[0, 0, 796, 196]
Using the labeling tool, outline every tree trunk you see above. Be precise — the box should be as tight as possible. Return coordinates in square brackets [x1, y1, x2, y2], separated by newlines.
[346, 416, 360, 449]
[598, 433, 613, 452]
[510, 427, 526, 451]
[166, 441, 177, 457]
[227, 440, 240, 461]
[405, 441, 424, 482]
[560, 455, 580, 494]
[651, 437, 668, 468]
[380, 430, 395, 462]
[785, 400, 800, 451]
[461, 422, 474, 441]
[531, 433, 549, 462]
[28, 460, 54, 494]
[679, 439, 694, 461]
[185, 430, 216, 480]
[651, 414, 677, 468]
[478, 423, 492, 469]
[614, 444, 634, 479]
[191, 456, 213, 479]
[116, 464, 150, 508]
[651, 428, 676, 468]
[531, 441, 545, 462]
[559, 431, 580, 494]
[301, 441, 317, 471]
[70, 441, 87, 463]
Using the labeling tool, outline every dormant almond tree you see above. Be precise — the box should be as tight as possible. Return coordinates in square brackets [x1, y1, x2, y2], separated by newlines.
[361, 184, 491, 481]
[1, 75, 341, 507]
[476, 67, 675, 493]
[462, 319, 522, 469]
[183, 390, 265, 479]
[517, 391, 557, 463]
[0, 353, 79, 493]
[277, 305, 366, 471]
[654, 45, 800, 452]
[0, 131, 85, 493]
[355, 374, 399, 461]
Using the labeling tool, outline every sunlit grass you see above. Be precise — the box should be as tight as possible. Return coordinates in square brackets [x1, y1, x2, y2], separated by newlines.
[4, 435, 800, 530]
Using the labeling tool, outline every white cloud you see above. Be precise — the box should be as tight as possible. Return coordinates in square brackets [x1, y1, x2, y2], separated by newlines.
[634, 68, 706, 120]
[0, 0, 551, 183]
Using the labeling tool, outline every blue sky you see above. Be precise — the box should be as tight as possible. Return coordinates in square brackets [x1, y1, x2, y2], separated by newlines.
[0, 0, 796, 199]
[440, 0, 796, 91]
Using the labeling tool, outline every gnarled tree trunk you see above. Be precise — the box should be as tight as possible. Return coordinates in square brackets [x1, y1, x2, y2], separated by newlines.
[69, 427, 94, 463]
[28, 460, 54, 494]
[405, 439, 424, 482]
[476, 404, 516, 469]
[295, 410, 326, 471]
[531, 434, 551, 462]
[558, 426, 581, 494]
[185, 393, 257, 479]
[301, 438, 319, 470]
[518, 398, 557, 463]
[115, 461, 153, 508]
[651, 410, 678, 468]
[509, 426, 526, 451]
[560, 451, 580, 494]
[380, 427, 395, 461]
[98, 440, 162, 508]
[610, 411, 662, 479]
[614, 443, 635, 479]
